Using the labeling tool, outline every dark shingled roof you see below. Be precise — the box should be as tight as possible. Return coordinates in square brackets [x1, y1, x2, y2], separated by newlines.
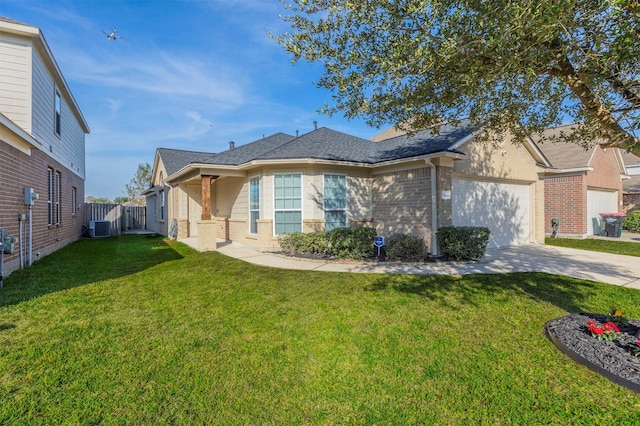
[158, 122, 476, 181]
[194, 122, 473, 167]
[157, 148, 217, 176]
[200, 132, 296, 165]
[371, 123, 473, 162]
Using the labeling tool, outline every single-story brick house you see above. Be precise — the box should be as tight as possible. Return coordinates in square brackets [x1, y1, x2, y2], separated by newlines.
[622, 151, 640, 213]
[146, 122, 548, 254]
[535, 124, 626, 237]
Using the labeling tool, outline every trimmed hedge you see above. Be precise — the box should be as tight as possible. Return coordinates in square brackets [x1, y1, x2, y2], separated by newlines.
[623, 211, 640, 232]
[385, 234, 429, 262]
[437, 226, 490, 260]
[278, 232, 331, 257]
[278, 227, 377, 260]
[328, 226, 377, 259]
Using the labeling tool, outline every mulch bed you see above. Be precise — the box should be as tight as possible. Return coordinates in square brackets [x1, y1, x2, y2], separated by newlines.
[545, 313, 640, 393]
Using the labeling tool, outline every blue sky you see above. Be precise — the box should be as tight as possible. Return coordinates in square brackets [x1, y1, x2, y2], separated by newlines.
[1, 0, 380, 200]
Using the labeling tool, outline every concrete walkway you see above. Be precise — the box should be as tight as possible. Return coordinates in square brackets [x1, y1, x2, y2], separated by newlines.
[180, 235, 640, 289]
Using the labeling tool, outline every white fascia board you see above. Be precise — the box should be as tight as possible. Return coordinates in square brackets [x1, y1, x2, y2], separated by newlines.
[542, 167, 593, 175]
[0, 112, 44, 154]
[448, 131, 478, 151]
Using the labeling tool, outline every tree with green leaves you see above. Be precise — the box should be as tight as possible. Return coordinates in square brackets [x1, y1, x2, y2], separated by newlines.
[113, 196, 130, 205]
[276, 0, 640, 155]
[125, 163, 152, 206]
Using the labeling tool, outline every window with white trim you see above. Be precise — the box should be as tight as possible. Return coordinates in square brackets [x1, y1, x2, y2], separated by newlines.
[274, 173, 302, 234]
[324, 174, 347, 231]
[72, 187, 77, 216]
[160, 190, 165, 222]
[249, 176, 260, 234]
[47, 168, 54, 226]
[54, 89, 61, 136]
[159, 172, 165, 222]
[55, 171, 61, 225]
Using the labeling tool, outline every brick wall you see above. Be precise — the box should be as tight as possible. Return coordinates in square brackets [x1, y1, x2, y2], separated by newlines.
[372, 167, 431, 243]
[544, 174, 587, 234]
[0, 140, 84, 276]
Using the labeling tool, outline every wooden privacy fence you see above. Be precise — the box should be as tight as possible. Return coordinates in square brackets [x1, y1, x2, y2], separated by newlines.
[85, 203, 146, 236]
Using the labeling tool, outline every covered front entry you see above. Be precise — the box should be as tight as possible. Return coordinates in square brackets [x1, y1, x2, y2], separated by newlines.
[586, 189, 618, 235]
[452, 178, 531, 248]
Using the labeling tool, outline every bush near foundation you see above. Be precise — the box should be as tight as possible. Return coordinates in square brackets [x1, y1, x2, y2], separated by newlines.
[328, 226, 377, 259]
[623, 211, 640, 232]
[385, 234, 429, 262]
[278, 232, 331, 257]
[278, 227, 377, 260]
[437, 226, 490, 260]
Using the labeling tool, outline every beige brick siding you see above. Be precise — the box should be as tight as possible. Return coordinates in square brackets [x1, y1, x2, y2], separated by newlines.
[372, 167, 432, 244]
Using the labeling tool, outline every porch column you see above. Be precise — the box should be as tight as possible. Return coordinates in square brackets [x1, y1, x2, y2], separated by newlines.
[201, 175, 218, 220]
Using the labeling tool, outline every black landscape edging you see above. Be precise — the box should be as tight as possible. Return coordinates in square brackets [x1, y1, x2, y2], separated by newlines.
[545, 315, 640, 394]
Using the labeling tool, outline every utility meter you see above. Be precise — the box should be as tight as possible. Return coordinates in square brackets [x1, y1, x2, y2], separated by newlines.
[24, 187, 38, 205]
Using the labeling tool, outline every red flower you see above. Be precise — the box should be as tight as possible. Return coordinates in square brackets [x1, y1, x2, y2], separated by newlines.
[594, 327, 604, 335]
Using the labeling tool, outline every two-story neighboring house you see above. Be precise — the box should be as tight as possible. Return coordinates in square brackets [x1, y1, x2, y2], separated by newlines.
[622, 151, 640, 212]
[0, 17, 89, 277]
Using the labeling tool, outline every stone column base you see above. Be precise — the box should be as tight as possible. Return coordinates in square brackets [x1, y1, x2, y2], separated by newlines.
[197, 220, 217, 251]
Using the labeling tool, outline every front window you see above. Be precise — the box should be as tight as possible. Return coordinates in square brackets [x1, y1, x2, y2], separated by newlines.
[54, 89, 61, 136]
[324, 174, 347, 231]
[249, 176, 260, 234]
[274, 173, 302, 234]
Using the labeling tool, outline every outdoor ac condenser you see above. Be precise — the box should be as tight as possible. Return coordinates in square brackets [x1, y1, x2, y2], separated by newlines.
[89, 220, 111, 238]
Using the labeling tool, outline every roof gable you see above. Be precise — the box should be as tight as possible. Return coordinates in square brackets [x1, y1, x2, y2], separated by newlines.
[157, 148, 217, 176]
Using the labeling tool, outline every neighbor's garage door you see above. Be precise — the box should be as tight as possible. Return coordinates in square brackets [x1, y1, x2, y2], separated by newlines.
[586, 189, 618, 235]
[452, 178, 531, 248]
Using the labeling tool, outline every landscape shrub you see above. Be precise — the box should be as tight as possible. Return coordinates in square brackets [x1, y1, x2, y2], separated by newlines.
[328, 226, 377, 259]
[623, 211, 640, 232]
[385, 233, 429, 262]
[437, 226, 490, 260]
[278, 232, 331, 257]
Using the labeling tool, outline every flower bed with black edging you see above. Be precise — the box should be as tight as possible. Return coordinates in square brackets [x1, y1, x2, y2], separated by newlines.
[545, 312, 640, 393]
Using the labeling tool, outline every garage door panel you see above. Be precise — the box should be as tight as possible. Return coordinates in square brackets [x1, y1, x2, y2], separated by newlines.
[587, 190, 618, 235]
[453, 179, 530, 248]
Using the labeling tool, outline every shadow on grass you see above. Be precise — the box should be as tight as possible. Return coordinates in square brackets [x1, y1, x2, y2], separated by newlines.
[0, 234, 185, 308]
[366, 272, 601, 313]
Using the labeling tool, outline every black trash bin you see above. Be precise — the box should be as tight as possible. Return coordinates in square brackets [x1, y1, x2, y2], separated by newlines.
[599, 213, 626, 238]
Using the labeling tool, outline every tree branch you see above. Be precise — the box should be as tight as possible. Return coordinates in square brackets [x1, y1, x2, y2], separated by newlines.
[556, 53, 640, 151]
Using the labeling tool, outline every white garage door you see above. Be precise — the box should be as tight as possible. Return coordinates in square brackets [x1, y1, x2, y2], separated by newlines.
[452, 178, 531, 248]
[586, 189, 618, 235]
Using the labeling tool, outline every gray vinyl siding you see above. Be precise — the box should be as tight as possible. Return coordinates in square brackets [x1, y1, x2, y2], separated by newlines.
[0, 35, 31, 132]
[31, 48, 86, 179]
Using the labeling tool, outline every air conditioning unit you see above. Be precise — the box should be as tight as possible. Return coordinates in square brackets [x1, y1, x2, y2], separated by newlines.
[89, 220, 111, 238]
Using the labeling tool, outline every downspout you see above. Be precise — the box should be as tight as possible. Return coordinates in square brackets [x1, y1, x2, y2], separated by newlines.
[425, 159, 439, 255]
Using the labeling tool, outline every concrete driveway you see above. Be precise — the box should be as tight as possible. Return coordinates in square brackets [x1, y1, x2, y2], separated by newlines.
[213, 242, 640, 289]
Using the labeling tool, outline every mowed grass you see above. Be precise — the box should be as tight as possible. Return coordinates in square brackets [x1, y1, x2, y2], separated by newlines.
[1, 236, 639, 424]
[546, 236, 640, 257]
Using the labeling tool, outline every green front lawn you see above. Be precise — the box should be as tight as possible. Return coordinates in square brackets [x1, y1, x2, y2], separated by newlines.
[1, 236, 639, 424]
[546, 236, 640, 257]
